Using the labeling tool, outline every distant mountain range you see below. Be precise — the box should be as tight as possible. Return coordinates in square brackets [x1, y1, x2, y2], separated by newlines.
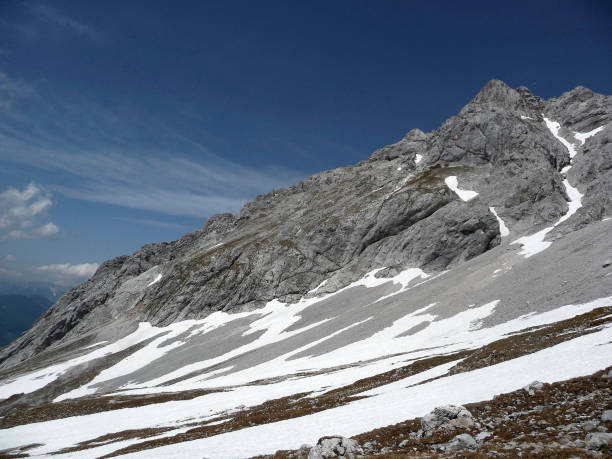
[0, 279, 68, 304]
[0, 294, 52, 348]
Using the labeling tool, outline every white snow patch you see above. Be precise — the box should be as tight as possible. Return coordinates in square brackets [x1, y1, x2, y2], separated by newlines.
[1, 295, 610, 457]
[83, 341, 109, 349]
[555, 179, 583, 225]
[310, 278, 329, 293]
[397, 166, 402, 171]
[118, 326, 612, 458]
[489, 207, 509, 237]
[513, 118, 584, 258]
[444, 176, 478, 201]
[573, 125, 606, 145]
[544, 117, 577, 159]
[147, 273, 163, 287]
[0, 323, 166, 400]
[520, 115, 534, 120]
[415, 154, 423, 164]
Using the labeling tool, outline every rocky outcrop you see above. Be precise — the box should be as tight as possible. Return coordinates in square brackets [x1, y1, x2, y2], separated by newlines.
[419, 405, 476, 437]
[1, 80, 609, 370]
[307, 437, 363, 459]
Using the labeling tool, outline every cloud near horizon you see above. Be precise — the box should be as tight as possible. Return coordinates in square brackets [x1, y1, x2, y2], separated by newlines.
[32, 263, 99, 286]
[0, 182, 60, 241]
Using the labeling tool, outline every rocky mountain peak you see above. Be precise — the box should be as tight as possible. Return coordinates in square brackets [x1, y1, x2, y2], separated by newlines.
[0, 82, 609, 372]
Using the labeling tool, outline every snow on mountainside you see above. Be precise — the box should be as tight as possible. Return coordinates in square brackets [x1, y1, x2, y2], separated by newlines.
[0, 80, 611, 457]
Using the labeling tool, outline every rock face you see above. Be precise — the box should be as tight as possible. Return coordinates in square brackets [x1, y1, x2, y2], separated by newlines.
[1, 80, 610, 369]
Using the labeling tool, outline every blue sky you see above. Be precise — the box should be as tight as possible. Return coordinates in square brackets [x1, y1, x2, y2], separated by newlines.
[0, 0, 611, 288]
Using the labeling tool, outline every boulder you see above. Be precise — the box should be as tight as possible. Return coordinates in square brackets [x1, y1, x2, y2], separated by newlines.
[421, 405, 475, 437]
[307, 436, 363, 459]
[446, 433, 477, 451]
[522, 380, 544, 396]
[585, 432, 612, 450]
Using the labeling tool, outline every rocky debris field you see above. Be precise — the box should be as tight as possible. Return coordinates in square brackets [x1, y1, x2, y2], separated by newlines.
[259, 367, 612, 458]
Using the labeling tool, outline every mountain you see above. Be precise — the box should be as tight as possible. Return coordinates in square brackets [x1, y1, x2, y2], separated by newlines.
[0, 280, 68, 304]
[0, 80, 610, 457]
[0, 295, 52, 348]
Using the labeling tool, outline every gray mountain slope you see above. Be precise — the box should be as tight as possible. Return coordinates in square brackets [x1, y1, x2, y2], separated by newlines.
[0, 79, 610, 371]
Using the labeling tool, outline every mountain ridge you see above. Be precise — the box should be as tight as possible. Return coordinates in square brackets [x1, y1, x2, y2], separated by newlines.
[1, 79, 610, 370]
[0, 79, 611, 457]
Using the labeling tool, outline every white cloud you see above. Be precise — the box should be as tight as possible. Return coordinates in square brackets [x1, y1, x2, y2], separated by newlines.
[33, 263, 99, 285]
[0, 182, 60, 240]
[35, 222, 60, 238]
[4, 254, 16, 262]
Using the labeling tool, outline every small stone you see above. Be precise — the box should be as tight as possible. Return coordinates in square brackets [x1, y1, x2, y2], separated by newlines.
[475, 431, 491, 442]
[601, 410, 612, 422]
[603, 259, 611, 268]
[398, 439, 409, 448]
[582, 420, 598, 431]
[446, 434, 477, 451]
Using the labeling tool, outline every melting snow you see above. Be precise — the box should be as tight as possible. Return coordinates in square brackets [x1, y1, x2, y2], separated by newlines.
[543, 117, 577, 158]
[513, 118, 584, 258]
[1, 291, 611, 457]
[444, 176, 478, 201]
[512, 179, 583, 258]
[147, 273, 163, 287]
[520, 115, 534, 120]
[573, 125, 606, 145]
[489, 207, 509, 237]
[121, 327, 612, 459]
[415, 154, 423, 164]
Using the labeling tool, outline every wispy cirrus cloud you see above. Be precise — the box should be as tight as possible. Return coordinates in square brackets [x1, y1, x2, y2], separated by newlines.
[26, 3, 102, 41]
[0, 72, 306, 219]
[114, 217, 187, 230]
[0, 182, 60, 241]
[1, 3, 104, 42]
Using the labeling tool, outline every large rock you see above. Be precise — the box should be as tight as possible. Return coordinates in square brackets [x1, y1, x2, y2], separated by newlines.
[585, 432, 612, 450]
[307, 436, 362, 459]
[421, 405, 475, 437]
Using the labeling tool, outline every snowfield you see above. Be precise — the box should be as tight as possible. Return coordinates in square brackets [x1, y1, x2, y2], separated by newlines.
[0, 257, 611, 458]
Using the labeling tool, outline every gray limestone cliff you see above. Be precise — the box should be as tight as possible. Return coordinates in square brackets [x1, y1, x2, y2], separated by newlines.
[1, 80, 610, 369]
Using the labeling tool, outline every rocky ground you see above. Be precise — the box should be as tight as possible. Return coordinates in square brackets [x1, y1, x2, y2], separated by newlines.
[260, 368, 612, 458]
